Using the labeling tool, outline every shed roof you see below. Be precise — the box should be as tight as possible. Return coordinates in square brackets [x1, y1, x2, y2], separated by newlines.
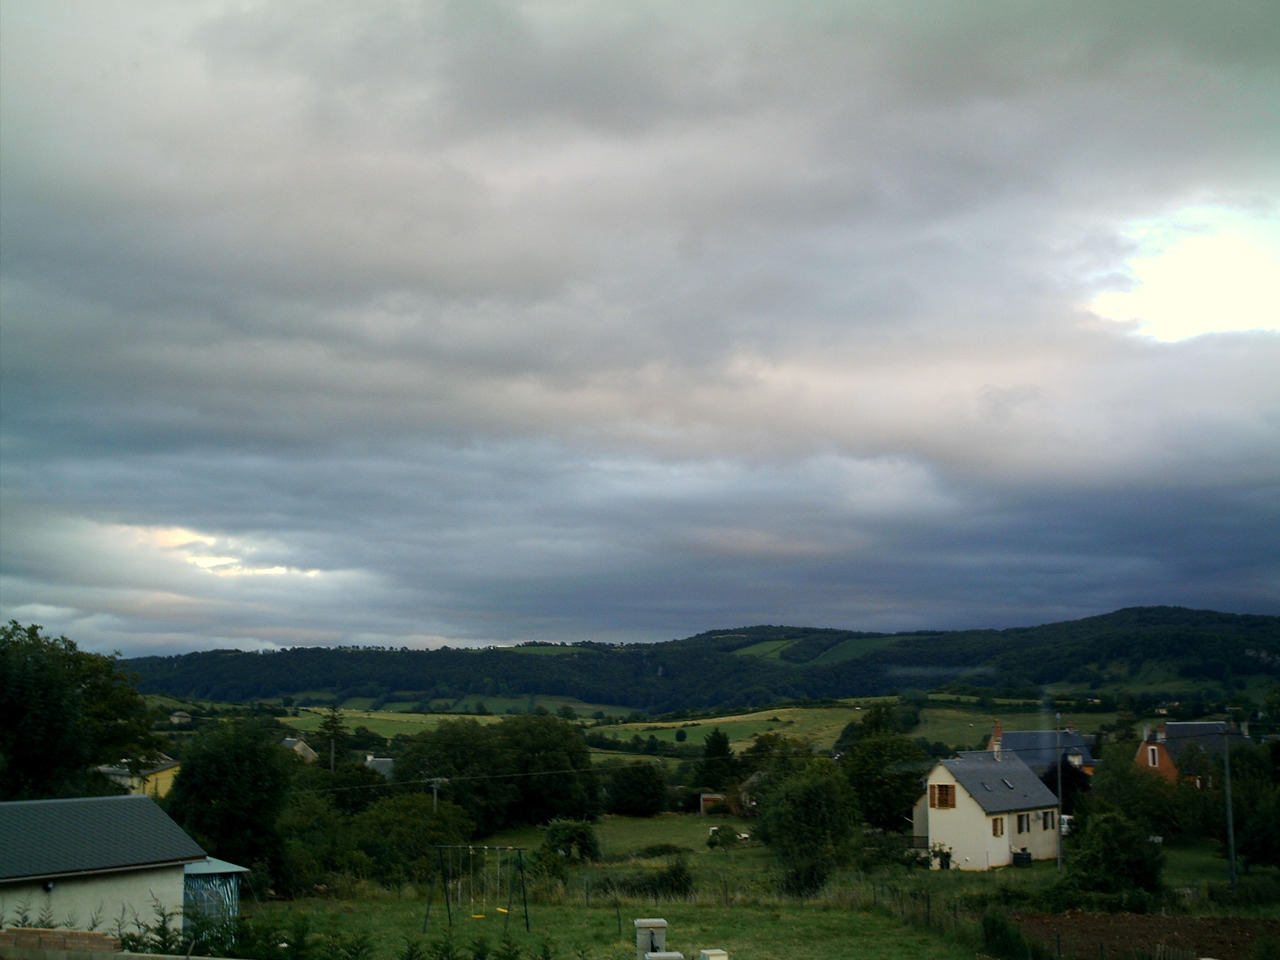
[940, 751, 1058, 814]
[185, 857, 250, 876]
[0, 795, 206, 883]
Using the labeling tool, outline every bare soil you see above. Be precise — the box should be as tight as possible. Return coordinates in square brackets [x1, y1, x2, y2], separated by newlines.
[1013, 912, 1280, 960]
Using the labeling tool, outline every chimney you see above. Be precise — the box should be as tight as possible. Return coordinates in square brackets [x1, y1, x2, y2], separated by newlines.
[992, 718, 1002, 760]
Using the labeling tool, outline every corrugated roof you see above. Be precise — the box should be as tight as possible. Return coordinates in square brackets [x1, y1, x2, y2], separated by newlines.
[184, 857, 250, 876]
[941, 750, 1058, 814]
[0, 795, 206, 882]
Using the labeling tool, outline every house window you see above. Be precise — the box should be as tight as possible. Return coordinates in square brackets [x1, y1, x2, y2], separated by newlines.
[992, 817, 1004, 838]
[1148, 746, 1159, 767]
[929, 783, 955, 809]
[1016, 813, 1030, 834]
[1043, 810, 1056, 831]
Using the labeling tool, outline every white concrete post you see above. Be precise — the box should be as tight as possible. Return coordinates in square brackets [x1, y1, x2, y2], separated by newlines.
[635, 918, 668, 960]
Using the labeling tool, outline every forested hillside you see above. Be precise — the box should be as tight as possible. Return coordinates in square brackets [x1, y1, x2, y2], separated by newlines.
[127, 606, 1280, 713]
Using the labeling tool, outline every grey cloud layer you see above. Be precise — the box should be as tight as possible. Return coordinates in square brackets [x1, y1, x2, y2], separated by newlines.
[1, 1, 1277, 655]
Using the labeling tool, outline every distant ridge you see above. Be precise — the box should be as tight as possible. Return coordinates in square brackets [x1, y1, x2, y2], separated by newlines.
[126, 606, 1280, 714]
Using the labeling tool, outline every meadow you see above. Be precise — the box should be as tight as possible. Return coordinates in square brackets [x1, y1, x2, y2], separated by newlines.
[243, 813, 1262, 960]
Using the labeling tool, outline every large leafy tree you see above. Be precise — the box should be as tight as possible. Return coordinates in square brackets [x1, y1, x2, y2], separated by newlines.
[0, 621, 159, 800]
[758, 759, 859, 895]
[838, 734, 929, 833]
[395, 718, 517, 835]
[1066, 810, 1164, 893]
[350, 793, 473, 885]
[602, 761, 666, 817]
[497, 713, 599, 824]
[166, 718, 293, 877]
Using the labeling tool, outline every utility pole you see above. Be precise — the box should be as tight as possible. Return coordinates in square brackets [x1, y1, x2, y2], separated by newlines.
[1224, 724, 1237, 893]
[1056, 713, 1063, 871]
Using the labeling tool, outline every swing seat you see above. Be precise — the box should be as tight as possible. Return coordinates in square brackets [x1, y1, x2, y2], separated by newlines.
[471, 914, 485, 919]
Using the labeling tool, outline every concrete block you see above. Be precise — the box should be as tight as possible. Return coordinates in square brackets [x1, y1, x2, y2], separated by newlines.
[644, 953, 684, 960]
[700, 951, 728, 960]
[635, 918, 668, 960]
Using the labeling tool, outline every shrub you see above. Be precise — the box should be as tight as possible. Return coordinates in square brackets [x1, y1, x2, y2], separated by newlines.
[540, 821, 600, 863]
[634, 843, 687, 859]
[614, 855, 693, 899]
[981, 907, 1049, 960]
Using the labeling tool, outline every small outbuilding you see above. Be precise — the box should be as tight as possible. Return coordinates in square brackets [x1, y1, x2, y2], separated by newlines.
[0, 795, 207, 929]
[183, 857, 251, 927]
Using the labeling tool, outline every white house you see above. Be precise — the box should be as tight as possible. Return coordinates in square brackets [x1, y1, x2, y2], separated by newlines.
[0, 795, 208, 929]
[912, 749, 1059, 870]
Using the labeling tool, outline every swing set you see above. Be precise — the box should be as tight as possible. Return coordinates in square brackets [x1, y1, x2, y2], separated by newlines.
[423, 845, 530, 934]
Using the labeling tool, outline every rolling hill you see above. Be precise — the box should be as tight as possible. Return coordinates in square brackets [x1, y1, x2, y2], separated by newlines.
[125, 606, 1280, 714]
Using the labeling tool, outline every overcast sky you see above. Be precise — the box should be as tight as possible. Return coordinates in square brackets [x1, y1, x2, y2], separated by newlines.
[2, 1, 1278, 658]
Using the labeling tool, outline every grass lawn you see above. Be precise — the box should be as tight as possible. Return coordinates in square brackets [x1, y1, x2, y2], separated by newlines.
[247, 898, 980, 960]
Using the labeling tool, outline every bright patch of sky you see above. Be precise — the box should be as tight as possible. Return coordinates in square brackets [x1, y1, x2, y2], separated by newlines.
[1094, 208, 1280, 341]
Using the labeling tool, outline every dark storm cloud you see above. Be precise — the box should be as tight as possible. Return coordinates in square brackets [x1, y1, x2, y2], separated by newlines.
[1, 1, 1277, 655]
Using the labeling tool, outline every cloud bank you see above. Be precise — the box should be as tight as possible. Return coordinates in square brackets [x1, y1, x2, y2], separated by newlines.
[2, 1, 1277, 656]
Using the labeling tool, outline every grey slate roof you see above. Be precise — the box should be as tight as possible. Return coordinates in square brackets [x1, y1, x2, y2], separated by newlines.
[364, 755, 395, 779]
[997, 730, 1094, 772]
[0, 795, 206, 883]
[1159, 722, 1248, 761]
[941, 750, 1059, 815]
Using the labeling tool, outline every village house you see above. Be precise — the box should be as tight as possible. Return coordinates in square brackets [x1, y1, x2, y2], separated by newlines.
[1135, 721, 1249, 786]
[94, 754, 181, 799]
[912, 748, 1060, 870]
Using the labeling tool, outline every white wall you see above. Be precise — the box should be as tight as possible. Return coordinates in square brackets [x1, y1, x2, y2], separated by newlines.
[0, 865, 186, 933]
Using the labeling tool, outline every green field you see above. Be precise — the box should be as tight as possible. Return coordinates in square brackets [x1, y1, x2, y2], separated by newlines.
[810, 634, 902, 665]
[607, 703, 873, 752]
[915, 706, 1129, 750]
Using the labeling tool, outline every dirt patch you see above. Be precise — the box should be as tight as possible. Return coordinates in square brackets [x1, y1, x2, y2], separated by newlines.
[1013, 911, 1280, 960]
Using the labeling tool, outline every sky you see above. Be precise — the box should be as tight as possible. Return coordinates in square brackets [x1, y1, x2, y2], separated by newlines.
[2, 1, 1278, 659]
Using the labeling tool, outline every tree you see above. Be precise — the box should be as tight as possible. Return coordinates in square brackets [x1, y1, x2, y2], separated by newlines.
[394, 719, 516, 835]
[697, 727, 737, 790]
[1040, 758, 1092, 816]
[293, 757, 387, 816]
[1082, 743, 1181, 838]
[350, 793, 472, 884]
[497, 713, 599, 824]
[603, 762, 666, 817]
[1066, 810, 1163, 893]
[318, 705, 348, 772]
[758, 759, 858, 895]
[166, 719, 293, 879]
[839, 734, 929, 833]
[0, 621, 159, 800]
